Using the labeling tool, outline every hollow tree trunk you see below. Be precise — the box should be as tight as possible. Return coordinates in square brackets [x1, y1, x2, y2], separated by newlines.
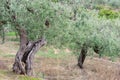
[12, 28, 46, 76]
[78, 43, 88, 69]
[4, 0, 46, 75]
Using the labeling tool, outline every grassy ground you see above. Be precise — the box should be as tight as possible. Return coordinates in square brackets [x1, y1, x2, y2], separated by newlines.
[0, 39, 120, 80]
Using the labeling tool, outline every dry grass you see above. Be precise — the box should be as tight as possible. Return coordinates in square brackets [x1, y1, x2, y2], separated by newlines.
[34, 56, 120, 80]
[0, 40, 120, 80]
[0, 41, 19, 54]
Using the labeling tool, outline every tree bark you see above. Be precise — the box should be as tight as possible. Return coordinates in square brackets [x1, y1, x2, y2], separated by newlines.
[12, 28, 46, 75]
[93, 45, 103, 58]
[4, 0, 47, 76]
[77, 43, 103, 69]
[78, 43, 88, 69]
[0, 26, 5, 44]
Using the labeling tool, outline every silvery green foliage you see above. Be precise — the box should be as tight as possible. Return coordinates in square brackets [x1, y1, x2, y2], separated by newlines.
[8, 0, 56, 40]
[1, 0, 68, 40]
[72, 10, 120, 56]
[1, 0, 120, 57]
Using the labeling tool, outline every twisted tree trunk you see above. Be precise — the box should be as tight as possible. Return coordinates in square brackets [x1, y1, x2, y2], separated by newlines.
[4, 0, 46, 76]
[12, 28, 46, 76]
[4, 0, 46, 75]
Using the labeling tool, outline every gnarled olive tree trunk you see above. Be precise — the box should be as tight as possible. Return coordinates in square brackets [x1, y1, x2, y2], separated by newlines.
[12, 28, 46, 76]
[4, 0, 46, 75]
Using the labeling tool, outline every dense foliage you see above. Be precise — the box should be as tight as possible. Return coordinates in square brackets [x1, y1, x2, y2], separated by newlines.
[0, 0, 120, 58]
[98, 8, 120, 19]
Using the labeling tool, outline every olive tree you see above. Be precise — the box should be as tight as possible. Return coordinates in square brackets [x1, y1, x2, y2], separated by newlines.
[0, 0, 69, 75]
[1, 0, 120, 75]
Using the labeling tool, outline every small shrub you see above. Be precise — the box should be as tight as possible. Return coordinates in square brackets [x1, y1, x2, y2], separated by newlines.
[98, 8, 119, 19]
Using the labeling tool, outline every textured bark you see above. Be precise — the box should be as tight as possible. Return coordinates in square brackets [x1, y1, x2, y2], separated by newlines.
[12, 28, 46, 75]
[93, 45, 103, 58]
[0, 27, 5, 44]
[5, 0, 46, 75]
[78, 43, 88, 69]
[78, 43, 103, 69]
[12, 28, 28, 74]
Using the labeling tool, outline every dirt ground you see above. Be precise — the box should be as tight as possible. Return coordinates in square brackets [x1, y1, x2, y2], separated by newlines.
[1, 56, 119, 80]
[34, 56, 120, 80]
[0, 41, 120, 80]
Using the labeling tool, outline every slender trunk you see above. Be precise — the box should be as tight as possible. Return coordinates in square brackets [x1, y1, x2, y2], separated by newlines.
[93, 45, 102, 58]
[0, 26, 5, 44]
[78, 43, 88, 69]
[2, 27, 5, 44]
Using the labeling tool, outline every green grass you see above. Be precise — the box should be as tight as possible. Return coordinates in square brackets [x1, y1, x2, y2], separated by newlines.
[37, 47, 70, 59]
[0, 53, 15, 58]
[0, 70, 43, 80]
[6, 32, 16, 36]
[6, 31, 19, 41]
[38, 51, 67, 58]
[19, 76, 43, 80]
[2, 54, 15, 58]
